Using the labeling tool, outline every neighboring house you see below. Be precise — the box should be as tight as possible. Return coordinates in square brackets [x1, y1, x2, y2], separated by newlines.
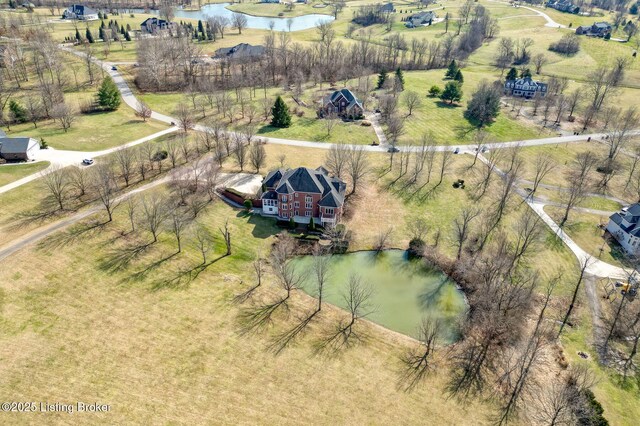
[140, 17, 174, 33]
[546, 0, 579, 13]
[260, 166, 346, 226]
[213, 43, 266, 61]
[380, 3, 394, 13]
[0, 137, 39, 161]
[504, 77, 548, 99]
[575, 22, 612, 37]
[262, 0, 280, 3]
[405, 11, 437, 28]
[62, 4, 99, 20]
[322, 89, 364, 120]
[607, 204, 640, 256]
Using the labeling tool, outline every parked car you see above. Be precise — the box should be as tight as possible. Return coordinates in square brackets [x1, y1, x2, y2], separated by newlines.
[82, 158, 94, 166]
[453, 147, 460, 154]
[111, 66, 117, 71]
[387, 146, 400, 153]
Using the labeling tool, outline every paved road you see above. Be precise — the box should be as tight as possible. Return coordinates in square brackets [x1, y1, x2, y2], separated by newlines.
[0, 127, 178, 195]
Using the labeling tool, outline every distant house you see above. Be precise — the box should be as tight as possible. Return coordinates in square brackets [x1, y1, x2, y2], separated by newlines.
[213, 43, 266, 61]
[0, 137, 39, 161]
[405, 11, 437, 28]
[261, 166, 346, 226]
[575, 22, 612, 37]
[546, 0, 579, 14]
[607, 204, 640, 255]
[380, 3, 394, 13]
[504, 77, 548, 99]
[140, 17, 174, 34]
[322, 89, 364, 120]
[62, 4, 99, 21]
[262, 0, 280, 3]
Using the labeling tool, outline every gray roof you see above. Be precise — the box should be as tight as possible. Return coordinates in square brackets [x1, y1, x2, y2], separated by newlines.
[0, 137, 38, 154]
[610, 203, 640, 235]
[262, 166, 345, 207]
[214, 43, 266, 60]
[66, 4, 97, 16]
[326, 89, 363, 112]
[263, 169, 284, 188]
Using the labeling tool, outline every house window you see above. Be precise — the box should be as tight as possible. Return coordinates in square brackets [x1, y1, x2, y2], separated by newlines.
[295, 193, 298, 198]
[305, 211, 311, 217]
[294, 201, 299, 208]
[282, 204, 287, 210]
[295, 210, 299, 216]
[282, 212, 288, 218]
[324, 207, 334, 215]
[305, 202, 313, 209]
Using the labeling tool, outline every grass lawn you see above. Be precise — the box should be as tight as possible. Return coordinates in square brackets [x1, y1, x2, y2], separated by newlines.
[227, 1, 333, 18]
[0, 195, 496, 424]
[0, 162, 50, 187]
[6, 109, 168, 151]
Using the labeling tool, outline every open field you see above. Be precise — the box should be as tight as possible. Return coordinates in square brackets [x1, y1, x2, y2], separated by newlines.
[0, 162, 49, 187]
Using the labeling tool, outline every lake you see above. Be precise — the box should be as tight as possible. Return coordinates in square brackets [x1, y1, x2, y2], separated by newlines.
[136, 3, 335, 32]
[291, 250, 467, 341]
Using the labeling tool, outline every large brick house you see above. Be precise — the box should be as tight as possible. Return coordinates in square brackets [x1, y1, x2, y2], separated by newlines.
[504, 77, 548, 99]
[261, 166, 346, 226]
[322, 89, 364, 120]
[140, 17, 175, 34]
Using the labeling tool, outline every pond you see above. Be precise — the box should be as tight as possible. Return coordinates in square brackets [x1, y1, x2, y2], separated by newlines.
[291, 250, 467, 341]
[137, 3, 334, 32]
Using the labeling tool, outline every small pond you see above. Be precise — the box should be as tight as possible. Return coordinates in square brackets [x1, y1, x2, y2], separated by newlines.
[136, 3, 334, 32]
[291, 250, 467, 341]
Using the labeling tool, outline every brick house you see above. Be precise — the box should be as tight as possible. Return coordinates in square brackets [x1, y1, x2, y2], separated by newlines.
[140, 17, 175, 34]
[260, 166, 346, 226]
[322, 89, 364, 120]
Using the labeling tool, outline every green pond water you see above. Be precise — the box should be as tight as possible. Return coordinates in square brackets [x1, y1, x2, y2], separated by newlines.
[291, 250, 467, 341]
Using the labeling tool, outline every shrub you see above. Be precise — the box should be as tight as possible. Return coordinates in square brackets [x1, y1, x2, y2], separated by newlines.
[289, 217, 296, 229]
[243, 199, 252, 210]
[308, 217, 315, 231]
[40, 138, 48, 149]
[549, 33, 581, 55]
[8, 100, 27, 123]
[428, 85, 441, 97]
[408, 238, 426, 258]
[152, 150, 168, 161]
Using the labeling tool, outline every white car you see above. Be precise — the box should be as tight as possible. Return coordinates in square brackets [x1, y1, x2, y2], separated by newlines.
[82, 158, 94, 166]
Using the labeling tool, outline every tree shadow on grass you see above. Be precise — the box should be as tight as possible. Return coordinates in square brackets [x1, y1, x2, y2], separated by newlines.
[267, 309, 320, 355]
[97, 240, 155, 273]
[37, 219, 107, 252]
[236, 296, 290, 335]
[149, 254, 227, 290]
[311, 320, 372, 358]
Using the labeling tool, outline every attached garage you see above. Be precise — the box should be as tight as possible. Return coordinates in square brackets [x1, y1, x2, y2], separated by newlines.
[0, 137, 40, 161]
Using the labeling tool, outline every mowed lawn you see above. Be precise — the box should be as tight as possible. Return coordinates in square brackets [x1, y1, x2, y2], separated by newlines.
[0, 198, 495, 425]
[394, 70, 547, 145]
[6, 108, 168, 151]
[0, 162, 50, 187]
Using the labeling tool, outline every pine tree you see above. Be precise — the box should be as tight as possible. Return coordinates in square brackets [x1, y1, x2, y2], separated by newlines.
[376, 70, 388, 89]
[445, 60, 458, 79]
[99, 26, 105, 40]
[198, 19, 205, 35]
[97, 77, 121, 111]
[395, 67, 405, 91]
[120, 24, 125, 34]
[440, 82, 463, 104]
[124, 31, 131, 41]
[85, 28, 95, 43]
[506, 67, 518, 81]
[454, 69, 464, 83]
[270, 96, 292, 128]
[8, 100, 27, 123]
[75, 28, 82, 42]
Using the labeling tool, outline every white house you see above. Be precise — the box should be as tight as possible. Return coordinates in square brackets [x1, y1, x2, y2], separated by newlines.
[504, 77, 548, 99]
[606, 204, 640, 256]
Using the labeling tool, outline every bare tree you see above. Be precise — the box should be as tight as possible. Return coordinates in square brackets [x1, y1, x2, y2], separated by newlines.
[558, 256, 592, 337]
[403, 90, 422, 116]
[324, 111, 339, 136]
[170, 208, 190, 253]
[400, 316, 442, 391]
[93, 164, 120, 222]
[219, 218, 232, 255]
[530, 152, 556, 197]
[249, 141, 267, 173]
[325, 142, 349, 179]
[606, 107, 637, 161]
[193, 224, 214, 264]
[41, 166, 69, 210]
[313, 249, 331, 312]
[453, 207, 479, 259]
[175, 102, 194, 133]
[559, 152, 596, 227]
[233, 135, 248, 171]
[52, 103, 75, 132]
[374, 228, 393, 253]
[114, 147, 134, 186]
[124, 196, 138, 233]
[532, 53, 548, 74]
[141, 194, 167, 243]
[68, 167, 89, 197]
[231, 13, 248, 34]
[346, 145, 369, 195]
[135, 101, 152, 122]
[338, 273, 374, 343]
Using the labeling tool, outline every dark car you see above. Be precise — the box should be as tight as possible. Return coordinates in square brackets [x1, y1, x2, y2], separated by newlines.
[111, 66, 117, 71]
[453, 147, 460, 154]
[387, 147, 400, 153]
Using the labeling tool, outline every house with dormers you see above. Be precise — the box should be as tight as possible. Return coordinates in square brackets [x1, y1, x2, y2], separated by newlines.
[322, 89, 364, 120]
[607, 204, 640, 255]
[504, 77, 548, 99]
[575, 22, 612, 37]
[62, 4, 98, 20]
[261, 166, 346, 225]
[140, 17, 175, 34]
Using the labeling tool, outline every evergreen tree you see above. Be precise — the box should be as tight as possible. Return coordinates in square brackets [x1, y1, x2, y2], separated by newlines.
[100, 20, 105, 29]
[376, 70, 388, 89]
[198, 19, 205, 35]
[445, 60, 459, 79]
[75, 28, 82, 42]
[124, 31, 131, 41]
[465, 81, 501, 127]
[506, 67, 518, 81]
[97, 77, 121, 111]
[120, 25, 125, 34]
[395, 67, 405, 91]
[440, 82, 463, 104]
[85, 28, 95, 43]
[99, 26, 105, 40]
[8, 100, 27, 123]
[454, 69, 464, 83]
[270, 96, 292, 128]
[126, 23, 131, 32]
[308, 217, 316, 231]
